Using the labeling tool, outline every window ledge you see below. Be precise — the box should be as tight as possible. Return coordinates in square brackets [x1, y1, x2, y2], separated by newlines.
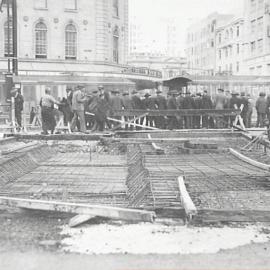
[64, 9, 78, 13]
[113, 16, 120, 20]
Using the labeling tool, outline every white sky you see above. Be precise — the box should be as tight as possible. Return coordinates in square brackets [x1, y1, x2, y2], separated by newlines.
[129, 0, 244, 55]
[130, 0, 244, 20]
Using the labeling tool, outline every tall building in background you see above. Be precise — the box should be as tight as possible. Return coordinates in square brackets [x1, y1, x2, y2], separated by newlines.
[243, 0, 270, 75]
[185, 13, 234, 75]
[216, 17, 245, 75]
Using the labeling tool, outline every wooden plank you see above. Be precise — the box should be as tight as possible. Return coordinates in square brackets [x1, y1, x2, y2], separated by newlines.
[113, 109, 240, 117]
[147, 134, 165, 155]
[15, 133, 113, 141]
[69, 214, 95, 228]
[177, 176, 197, 220]
[108, 138, 190, 143]
[229, 148, 270, 171]
[112, 113, 149, 131]
[0, 196, 156, 223]
[85, 112, 159, 130]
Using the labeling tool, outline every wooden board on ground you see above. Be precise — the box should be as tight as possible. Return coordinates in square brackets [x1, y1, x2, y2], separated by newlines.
[15, 133, 113, 141]
[0, 196, 156, 223]
[229, 148, 270, 171]
[69, 214, 95, 227]
[147, 134, 165, 155]
[177, 176, 197, 220]
[111, 138, 190, 143]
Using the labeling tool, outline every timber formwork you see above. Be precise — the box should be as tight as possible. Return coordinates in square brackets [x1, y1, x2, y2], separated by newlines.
[1, 130, 270, 223]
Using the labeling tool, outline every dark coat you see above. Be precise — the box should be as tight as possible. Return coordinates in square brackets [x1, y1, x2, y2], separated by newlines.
[15, 93, 24, 112]
[155, 95, 167, 110]
[229, 96, 241, 109]
[131, 95, 143, 109]
[201, 95, 213, 109]
[182, 96, 195, 109]
[167, 96, 177, 109]
[239, 96, 249, 114]
[143, 97, 156, 110]
[256, 97, 268, 114]
[176, 95, 184, 109]
[122, 96, 133, 110]
[110, 95, 124, 111]
[194, 96, 202, 109]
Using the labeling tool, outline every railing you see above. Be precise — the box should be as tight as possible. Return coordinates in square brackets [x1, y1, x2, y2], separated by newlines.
[112, 109, 240, 117]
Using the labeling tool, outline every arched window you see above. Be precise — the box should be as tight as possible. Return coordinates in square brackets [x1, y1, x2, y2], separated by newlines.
[35, 22, 47, 58]
[113, 26, 119, 63]
[65, 24, 77, 60]
[4, 19, 13, 57]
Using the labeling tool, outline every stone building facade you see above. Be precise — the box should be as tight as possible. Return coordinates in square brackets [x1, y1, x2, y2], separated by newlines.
[243, 0, 270, 75]
[215, 17, 245, 75]
[0, 0, 129, 74]
[186, 13, 234, 76]
[0, 0, 132, 110]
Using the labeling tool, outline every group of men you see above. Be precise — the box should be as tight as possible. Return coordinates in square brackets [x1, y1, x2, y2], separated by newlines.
[11, 85, 258, 134]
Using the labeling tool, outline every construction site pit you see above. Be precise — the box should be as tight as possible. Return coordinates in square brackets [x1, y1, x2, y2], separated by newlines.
[1, 130, 270, 254]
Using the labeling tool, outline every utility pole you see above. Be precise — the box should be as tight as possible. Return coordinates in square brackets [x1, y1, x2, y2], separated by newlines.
[1, 0, 18, 102]
[12, 0, 18, 75]
[7, 0, 11, 73]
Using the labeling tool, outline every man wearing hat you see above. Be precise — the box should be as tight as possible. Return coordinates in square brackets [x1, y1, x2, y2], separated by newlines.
[167, 90, 178, 130]
[239, 92, 249, 127]
[176, 92, 185, 129]
[122, 91, 133, 130]
[40, 88, 61, 135]
[183, 91, 195, 129]
[98, 85, 104, 96]
[71, 85, 87, 133]
[256, 92, 267, 127]
[155, 90, 167, 129]
[143, 93, 156, 127]
[11, 87, 24, 129]
[201, 90, 213, 128]
[86, 90, 101, 131]
[228, 91, 241, 127]
[213, 88, 227, 128]
[131, 90, 143, 130]
[214, 88, 227, 110]
[109, 89, 124, 129]
[194, 92, 202, 129]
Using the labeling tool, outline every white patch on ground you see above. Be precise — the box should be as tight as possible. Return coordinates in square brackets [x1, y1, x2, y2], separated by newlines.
[61, 223, 270, 255]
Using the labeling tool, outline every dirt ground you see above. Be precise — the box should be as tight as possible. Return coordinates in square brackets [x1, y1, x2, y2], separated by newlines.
[1, 206, 270, 270]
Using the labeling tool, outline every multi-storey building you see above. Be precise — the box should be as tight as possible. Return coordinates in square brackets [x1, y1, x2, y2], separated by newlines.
[216, 17, 245, 75]
[243, 0, 270, 75]
[186, 13, 234, 76]
[0, 0, 131, 108]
